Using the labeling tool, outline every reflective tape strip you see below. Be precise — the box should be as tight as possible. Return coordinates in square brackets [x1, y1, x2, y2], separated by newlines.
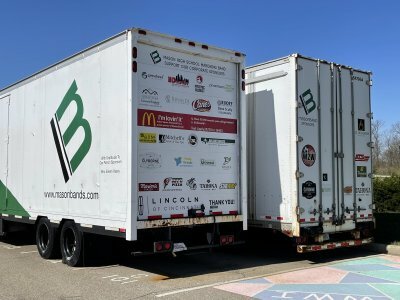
[2, 214, 9, 217]
[105, 226, 119, 232]
[14, 215, 22, 219]
[80, 224, 93, 228]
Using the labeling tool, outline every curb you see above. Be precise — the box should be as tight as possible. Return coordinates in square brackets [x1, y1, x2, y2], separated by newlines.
[366, 243, 400, 256]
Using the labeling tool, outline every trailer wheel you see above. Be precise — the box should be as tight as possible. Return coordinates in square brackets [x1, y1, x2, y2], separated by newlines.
[36, 218, 59, 259]
[60, 221, 83, 267]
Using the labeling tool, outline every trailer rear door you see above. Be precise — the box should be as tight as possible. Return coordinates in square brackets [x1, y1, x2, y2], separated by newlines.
[297, 57, 372, 232]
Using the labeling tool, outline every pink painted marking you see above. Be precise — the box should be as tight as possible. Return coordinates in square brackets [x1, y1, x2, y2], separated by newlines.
[266, 266, 348, 284]
[215, 283, 272, 297]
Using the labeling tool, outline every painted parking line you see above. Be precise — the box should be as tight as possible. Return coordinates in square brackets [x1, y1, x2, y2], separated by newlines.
[215, 254, 400, 299]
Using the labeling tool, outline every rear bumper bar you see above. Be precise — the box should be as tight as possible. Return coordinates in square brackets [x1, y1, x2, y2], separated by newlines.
[297, 237, 373, 253]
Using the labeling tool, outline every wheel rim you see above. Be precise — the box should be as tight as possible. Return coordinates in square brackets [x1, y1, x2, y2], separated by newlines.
[38, 224, 49, 251]
[64, 227, 77, 259]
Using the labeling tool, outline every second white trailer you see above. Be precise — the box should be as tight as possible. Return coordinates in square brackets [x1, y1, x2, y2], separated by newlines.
[246, 54, 374, 252]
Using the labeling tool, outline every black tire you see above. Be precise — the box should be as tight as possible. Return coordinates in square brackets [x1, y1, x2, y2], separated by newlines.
[36, 218, 59, 259]
[60, 221, 83, 267]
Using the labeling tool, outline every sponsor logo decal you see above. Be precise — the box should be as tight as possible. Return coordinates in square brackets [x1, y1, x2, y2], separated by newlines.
[174, 157, 193, 167]
[300, 89, 316, 115]
[201, 137, 235, 145]
[150, 50, 161, 64]
[165, 94, 190, 105]
[138, 196, 144, 215]
[186, 178, 197, 190]
[139, 183, 159, 192]
[139, 152, 161, 169]
[344, 186, 353, 194]
[301, 144, 316, 167]
[355, 154, 370, 162]
[358, 119, 365, 131]
[139, 133, 157, 143]
[51, 80, 92, 182]
[141, 89, 160, 106]
[209, 83, 234, 92]
[188, 134, 198, 146]
[138, 109, 238, 134]
[219, 183, 237, 189]
[158, 134, 185, 144]
[195, 75, 205, 92]
[200, 159, 215, 166]
[356, 118, 369, 136]
[163, 177, 183, 191]
[356, 182, 371, 195]
[152, 196, 199, 204]
[200, 179, 218, 190]
[142, 72, 163, 80]
[168, 74, 189, 87]
[192, 99, 211, 112]
[357, 166, 367, 177]
[217, 100, 233, 115]
[302, 181, 316, 199]
[141, 111, 156, 127]
[222, 157, 232, 169]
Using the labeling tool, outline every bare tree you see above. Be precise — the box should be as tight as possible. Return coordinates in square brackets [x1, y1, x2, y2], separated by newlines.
[372, 119, 385, 171]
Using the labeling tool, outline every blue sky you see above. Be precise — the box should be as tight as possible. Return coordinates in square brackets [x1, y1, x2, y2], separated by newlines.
[0, 1, 398, 129]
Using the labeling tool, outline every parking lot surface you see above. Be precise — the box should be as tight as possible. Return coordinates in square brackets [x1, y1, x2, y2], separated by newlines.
[0, 232, 389, 300]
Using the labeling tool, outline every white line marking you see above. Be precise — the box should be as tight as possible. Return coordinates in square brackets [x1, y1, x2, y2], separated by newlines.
[121, 280, 138, 284]
[49, 260, 62, 264]
[72, 264, 120, 271]
[102, 274, 118, 279]
[20, 251, 37, 254]
[155, 253, 386, 298]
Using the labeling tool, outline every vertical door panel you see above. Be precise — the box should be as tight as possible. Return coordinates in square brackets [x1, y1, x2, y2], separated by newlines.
[297, 58, 320, 224]
[0, 96, 10, 210]
[353, 71, 373, 221]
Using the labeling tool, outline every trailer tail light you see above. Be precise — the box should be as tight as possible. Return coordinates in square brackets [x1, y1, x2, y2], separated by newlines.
[354, 240, 362, 246]
[235, 52, 241, 57]
[148, 215, 162, 220]
[175, 38, 182, 43]
[171, 214, 184, 219]
[132, 61, 137, 73]
[241, 69, 245, 79]
[154, 241, 173, 253]
[220, 235, 234, 246]
[242, 81, 245, 91]
[229, 210, 238, 215]
[327, 244, 336, 249]
[211, 211, 222, 216]
[138, 29, 147, 35]
[201, 45, 208, 50]
[311, 245, 322, 251]
[119, 228, 126, 233]
[195, 212, 205, 217]
[188, 41, 195, 47]
[132, 47, 137, 58]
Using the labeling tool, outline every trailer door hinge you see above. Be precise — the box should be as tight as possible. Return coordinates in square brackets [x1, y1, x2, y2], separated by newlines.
[296, 135, 303, 142]
[295, 171, 304, 179]
[296, 64, 303, 71]
[366, 80, 373, 86]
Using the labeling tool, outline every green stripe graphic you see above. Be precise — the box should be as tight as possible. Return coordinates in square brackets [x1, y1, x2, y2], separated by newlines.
[0, 180, 30, 217]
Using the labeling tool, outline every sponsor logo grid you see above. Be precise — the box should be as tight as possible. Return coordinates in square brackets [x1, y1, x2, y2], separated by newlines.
[137, 47, 239, 218]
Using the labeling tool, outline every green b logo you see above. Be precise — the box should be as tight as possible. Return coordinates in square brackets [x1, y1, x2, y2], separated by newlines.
[50, 80, 92, 182]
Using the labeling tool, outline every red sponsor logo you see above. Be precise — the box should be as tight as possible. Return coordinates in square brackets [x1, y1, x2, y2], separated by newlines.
[355, 154, 370, 162]
[192, 99, 211, 112]
[138, 183, 159, 192]
[301, 144, 316, 167]
[138, 109, 237, 134]
[168, 74, 189, 86]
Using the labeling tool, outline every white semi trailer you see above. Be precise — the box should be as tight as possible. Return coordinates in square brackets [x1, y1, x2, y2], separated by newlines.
[0, 28, 247, 266]
[246, 54, 374, 252]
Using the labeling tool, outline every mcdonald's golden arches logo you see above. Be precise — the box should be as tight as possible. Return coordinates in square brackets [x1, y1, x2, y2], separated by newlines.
[142, 112, 156, 127]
